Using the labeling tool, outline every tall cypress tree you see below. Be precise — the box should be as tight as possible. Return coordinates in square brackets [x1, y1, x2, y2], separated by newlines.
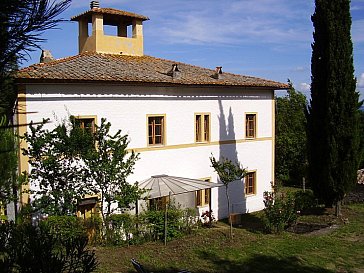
[308, 0, 361, 214]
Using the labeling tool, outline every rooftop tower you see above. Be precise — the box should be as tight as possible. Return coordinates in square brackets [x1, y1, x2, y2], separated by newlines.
[71, 1, 149, 56]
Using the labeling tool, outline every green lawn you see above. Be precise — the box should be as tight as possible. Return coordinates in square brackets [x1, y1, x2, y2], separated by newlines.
[95, 204, 364, 273]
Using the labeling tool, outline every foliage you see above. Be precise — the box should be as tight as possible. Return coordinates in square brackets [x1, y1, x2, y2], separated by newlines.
[0, 75, 17, 117]
[263, 187, 298, 233]
[42, 215, 87, 242]
[0, 115, 18, 209]
[200, 209, 216, 227]
[307, 0, 361, 212]
[141, 206, 184, 241]
[275, 81, 307, 186]
[0, 0, 71, 74]
[95, 204, 364, 273]
[0, 221, 98, 273]
[138, 201, 198, 242]
[82, 118, 143, 221]
[83, 215, 103, 245]
[0, 0, 71, 116]
[105, 214, 137, 246]
[22, 119, 91, 215]
[293, 190, 316, 212]
[210, 155, 246, 238]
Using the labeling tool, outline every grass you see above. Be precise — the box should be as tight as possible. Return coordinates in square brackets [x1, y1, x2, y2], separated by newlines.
[94, 204, 364, 273]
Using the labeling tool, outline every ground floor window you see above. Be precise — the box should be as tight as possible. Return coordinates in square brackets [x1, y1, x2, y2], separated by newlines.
[245, 172, 256, 195]
[77, 197, 98, 219]
[149, 196, 169, 210]
[196, 178, 211, 207]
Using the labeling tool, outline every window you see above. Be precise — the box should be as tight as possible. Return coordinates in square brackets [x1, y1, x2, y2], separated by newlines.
[196, 178, 211, 207]
[77, 197, 98, 220]
[148, 115, 165, 146]
[149, 196, 169, 210]
[245, 172, 256, 195]
[74, 116, 96, 134]
[195, 113, 210, 142]
[246, 114, 256, 138]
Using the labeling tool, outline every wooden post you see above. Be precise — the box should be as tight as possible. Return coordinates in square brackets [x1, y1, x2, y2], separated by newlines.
[164, 192, 172, 246]
[209, 188, 212, 227]
[302, 177, 306, 192]
[135, 200, 139, 233]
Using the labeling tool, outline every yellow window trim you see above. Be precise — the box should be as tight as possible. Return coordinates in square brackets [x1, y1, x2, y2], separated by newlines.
[146, 114, 166, 147]
[196, 177, 211, 207]
[73, 115, 98, 131]
[128, 136, 273, 153]
[245, 170, 257, 196]
[194, 112, 211, 143]
[245, 112, 258, 139]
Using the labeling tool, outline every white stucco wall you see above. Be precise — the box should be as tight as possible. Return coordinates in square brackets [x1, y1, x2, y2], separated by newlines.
[22, 83, 275, 220]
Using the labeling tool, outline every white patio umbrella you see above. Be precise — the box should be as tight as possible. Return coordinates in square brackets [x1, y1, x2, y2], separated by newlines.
[138, 174, 223, 199]
[137, 174, 224, 245]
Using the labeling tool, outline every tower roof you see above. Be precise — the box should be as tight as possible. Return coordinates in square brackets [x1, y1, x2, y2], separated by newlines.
[71, 8, 149, 25]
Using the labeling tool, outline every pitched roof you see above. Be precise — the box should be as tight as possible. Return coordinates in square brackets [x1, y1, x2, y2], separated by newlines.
[16, 52, 288, 89]
[71, 8, 149, 22]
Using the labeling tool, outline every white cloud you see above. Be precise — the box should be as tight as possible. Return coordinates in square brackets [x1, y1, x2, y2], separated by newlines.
[293, 66, 307, 72]
[352, 19, 364, 43]
[299, 82, 311, 92]
[141, 0, 313, 47]
[358, 73, 364, 88]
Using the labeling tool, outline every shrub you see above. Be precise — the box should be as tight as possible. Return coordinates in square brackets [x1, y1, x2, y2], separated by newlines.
[84, 215, 103, 245]
[294, 190, 316, 212]
[0, 221, 98, 273]
[138, 201, 198, 242]
[263, 189, 298, 233]
[105, 213, 137, 246]
[42, 215, 86, 242]
[200, 210, 216, 227]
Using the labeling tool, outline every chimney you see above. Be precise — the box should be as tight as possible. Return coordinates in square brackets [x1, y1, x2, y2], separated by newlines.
[40, 50, 54, 63]
[167, 64, 181, 79]
[90, 1, 100, 9]
[212, 66, 224, 80]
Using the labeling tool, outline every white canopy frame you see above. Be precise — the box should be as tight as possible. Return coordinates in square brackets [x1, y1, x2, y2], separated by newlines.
[137, 174, 224, 245]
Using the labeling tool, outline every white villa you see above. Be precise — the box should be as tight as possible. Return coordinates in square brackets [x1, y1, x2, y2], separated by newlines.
[15, 2, 288, 220]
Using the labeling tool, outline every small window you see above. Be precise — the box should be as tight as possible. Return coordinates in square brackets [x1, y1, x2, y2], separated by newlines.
[245, 172, 256, 195]
[246, 114, 256, 138]
[74, 116, 96, 134]
[149, 196, 169, 210]
[148, 115, 165, 146]
[196, 178, 211, 207]
[195, 113, 210, 142]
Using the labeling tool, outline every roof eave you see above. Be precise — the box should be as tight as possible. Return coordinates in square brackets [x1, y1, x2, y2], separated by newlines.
[15, 78, 288, 90]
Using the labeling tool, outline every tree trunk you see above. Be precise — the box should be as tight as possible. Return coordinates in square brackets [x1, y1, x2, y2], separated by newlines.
[225, 185, 233, 239]
[335, 200, 342, 217]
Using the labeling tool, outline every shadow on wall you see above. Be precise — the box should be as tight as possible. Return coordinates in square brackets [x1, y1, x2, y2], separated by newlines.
[217, 100, 246, 219]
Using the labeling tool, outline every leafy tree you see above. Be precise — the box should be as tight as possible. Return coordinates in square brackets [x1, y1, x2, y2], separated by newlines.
[83, 118, 142, 222]
[0, 0, 71, 74]
[275, 81, 307, 186]
[307, 0, 361, 215]
[210, 155, 246, 239]
[22, 119, 91, 215]
[0, 116, 18, 214]
[0, 0, 71, 220]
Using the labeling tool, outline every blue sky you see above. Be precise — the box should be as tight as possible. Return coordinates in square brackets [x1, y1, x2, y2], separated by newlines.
[23, 0, 364, 99]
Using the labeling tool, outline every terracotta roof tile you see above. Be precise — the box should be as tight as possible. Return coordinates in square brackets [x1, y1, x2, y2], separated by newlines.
[71, 8, 149, 22]
[16, 52, 288, 89]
